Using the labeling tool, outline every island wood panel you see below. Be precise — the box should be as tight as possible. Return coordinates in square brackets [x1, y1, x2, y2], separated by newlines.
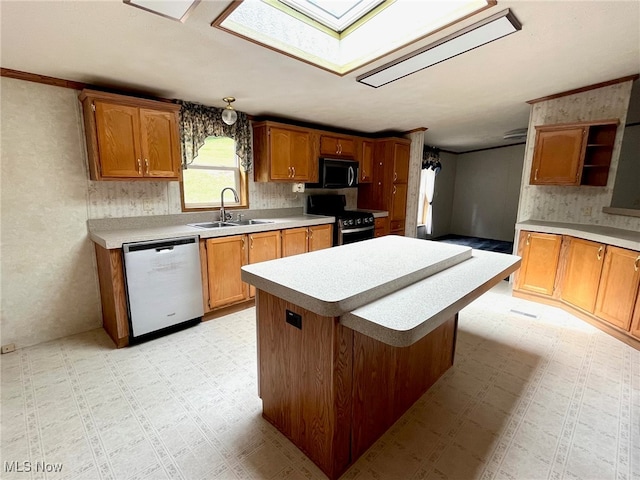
[560, 237, 605, 313]
[257, 291, 352, 479]
[94, 244, 129, 347]
[350, 316, 456, 460]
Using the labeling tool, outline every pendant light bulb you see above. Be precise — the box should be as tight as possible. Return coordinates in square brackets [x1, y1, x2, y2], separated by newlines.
[222, 97, 238, 126]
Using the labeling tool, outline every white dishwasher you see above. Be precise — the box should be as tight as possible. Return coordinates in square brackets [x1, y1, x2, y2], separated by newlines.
[123, 236, 204, 343]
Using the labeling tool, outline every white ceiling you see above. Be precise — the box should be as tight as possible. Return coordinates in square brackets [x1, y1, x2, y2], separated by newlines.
[1, 0, 639, 152]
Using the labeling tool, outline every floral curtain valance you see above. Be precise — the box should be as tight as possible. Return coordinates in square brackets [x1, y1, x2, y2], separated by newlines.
[422, 145, 441, 174]
[178, 100, 253, 172]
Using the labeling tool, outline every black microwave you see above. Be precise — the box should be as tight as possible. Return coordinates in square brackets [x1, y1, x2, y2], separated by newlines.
[306, 158, 359, 189]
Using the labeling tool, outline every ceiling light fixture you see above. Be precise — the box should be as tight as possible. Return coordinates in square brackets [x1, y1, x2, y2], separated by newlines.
[123, 0, 200, 23]
[221, 97, 238, 126]
[357, 9, 521, 88]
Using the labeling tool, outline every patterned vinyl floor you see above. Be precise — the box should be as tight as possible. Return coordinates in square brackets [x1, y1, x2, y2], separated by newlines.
[1, 282, 639, 480]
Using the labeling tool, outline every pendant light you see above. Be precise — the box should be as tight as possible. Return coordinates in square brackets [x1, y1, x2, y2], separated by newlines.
[221, 97, 238, 125]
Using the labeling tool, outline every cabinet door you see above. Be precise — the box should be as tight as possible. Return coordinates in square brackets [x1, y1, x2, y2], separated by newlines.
[393, 143, 410, 184]
[290, 131, 311, 181]
[390, 183, 407, 223]
[282, 228, 308, 257]
[530, 127, 585, 185]
[516, 232, 562, 295]
[94, 101, 142, 178]
[320, 135, 355, 157]
[269, 127, 296, 180]
[359, 140, 373, 183]
[629, 290, 640, 340]
[560, 237, 605, 313]
[139, 108, 180, 179]
[248, 231, 281, 297]
[308, 224, 333, 252]
[374, 217, 388, 237]
[206, 235, 248, 309]
[594, 247, 640, 330]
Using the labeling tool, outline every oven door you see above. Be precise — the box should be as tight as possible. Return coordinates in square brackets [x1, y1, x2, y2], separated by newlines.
[338, 225, 375, 245]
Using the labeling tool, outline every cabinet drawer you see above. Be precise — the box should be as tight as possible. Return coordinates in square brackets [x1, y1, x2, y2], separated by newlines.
[390, 220, 404, 232]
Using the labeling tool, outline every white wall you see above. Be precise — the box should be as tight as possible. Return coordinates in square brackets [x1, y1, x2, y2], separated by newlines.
[450, 144, 525, 242]
[1, 78, 103, 348]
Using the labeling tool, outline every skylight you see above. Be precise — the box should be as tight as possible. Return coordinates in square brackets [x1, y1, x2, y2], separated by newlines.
[213, 0, 494, 75]
[279, 0, 384, 32]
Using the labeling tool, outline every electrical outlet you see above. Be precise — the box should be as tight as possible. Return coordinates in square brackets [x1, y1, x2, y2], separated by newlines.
[142, 199, 153, 213]
[292, 183, 305, 193]
[1, 343, 16, 354]
[582, 206, 592, 216]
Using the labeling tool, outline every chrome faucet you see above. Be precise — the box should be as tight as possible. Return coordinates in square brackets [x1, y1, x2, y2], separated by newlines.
[220, 187, 239, 222]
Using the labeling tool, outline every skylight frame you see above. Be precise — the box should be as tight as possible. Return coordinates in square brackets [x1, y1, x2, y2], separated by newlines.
[279, 0, 385, 33]
[212, 0, 497, 76]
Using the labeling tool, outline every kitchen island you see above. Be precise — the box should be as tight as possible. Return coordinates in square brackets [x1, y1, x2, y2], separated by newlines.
[241, 236, 520, 479]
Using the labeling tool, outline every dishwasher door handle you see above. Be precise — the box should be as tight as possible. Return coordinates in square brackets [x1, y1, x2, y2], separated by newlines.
[155, 246, 174, 252]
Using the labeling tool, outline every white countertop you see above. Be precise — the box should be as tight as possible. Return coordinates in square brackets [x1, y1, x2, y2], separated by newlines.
[342, 249, 520, 347]
[241, 236, 472, 317]
[242, 236, 520, 346]
[516, 220, 640, 251]
[90, 214, 334, 249]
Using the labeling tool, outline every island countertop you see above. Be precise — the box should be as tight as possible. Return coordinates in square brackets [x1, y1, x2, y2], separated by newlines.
[241, 235, 473, 317]
[241, 236, 521, 346]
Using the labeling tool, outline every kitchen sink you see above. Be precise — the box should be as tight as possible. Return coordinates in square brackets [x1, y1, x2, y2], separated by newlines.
[187, 222, 236, 229]
[227, 219, 275, 226]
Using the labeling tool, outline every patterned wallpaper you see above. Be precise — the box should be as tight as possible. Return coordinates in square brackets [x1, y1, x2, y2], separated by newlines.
[516, 80, 640, 231]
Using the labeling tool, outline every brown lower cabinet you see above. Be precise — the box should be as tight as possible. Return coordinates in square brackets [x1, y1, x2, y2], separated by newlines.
[515, 231, 562, 295]
[374, 217, 388, 238]
[514, 230, 640, 348]
[560, 237, 605, 313]
[282, 224, 333, 257]
[96, 224, 333, 347]
[206, 235, 248, 309]
[594, 246, 640, 330]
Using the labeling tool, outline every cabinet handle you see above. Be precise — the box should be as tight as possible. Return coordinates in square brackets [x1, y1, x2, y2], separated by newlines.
[137, 159, 142, 175]
[526, 233, 531, 246]
[250, 236, 254, 249]
[635, 255, 640, 272]
[144, 159, 149, 175]
[288, 166, 292, 178]
[394, 172, 397, 181]
[393, 186, 397, 194]
[241, 237, 245, 250]
[309, 229, 313, 239]
[597, 246, 603, 260]
[534, 169, 539, 181]
[292, 166, 296, 177]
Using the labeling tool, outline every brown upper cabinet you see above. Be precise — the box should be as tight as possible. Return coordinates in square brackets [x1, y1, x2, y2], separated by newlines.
[530, 120, 618, 186]
[319, 134, 355, 158]
[79, 89, 181, 181]
[358, 140, 373, 184]
[253, 121, 313, 182]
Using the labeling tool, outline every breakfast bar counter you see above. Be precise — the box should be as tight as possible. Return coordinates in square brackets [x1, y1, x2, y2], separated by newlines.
[241, 236, 520, 479]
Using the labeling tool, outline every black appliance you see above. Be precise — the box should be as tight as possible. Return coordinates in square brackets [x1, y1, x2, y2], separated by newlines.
[307, 194, 375, 246]
[306, 158, 358, 189]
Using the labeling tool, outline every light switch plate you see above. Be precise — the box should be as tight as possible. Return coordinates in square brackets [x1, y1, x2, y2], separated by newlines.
[292, 183, 305, 193]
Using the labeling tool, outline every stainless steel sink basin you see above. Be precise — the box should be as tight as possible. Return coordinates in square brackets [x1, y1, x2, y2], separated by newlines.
[187, 222, 235, 229]
[227, 219, 274, 226]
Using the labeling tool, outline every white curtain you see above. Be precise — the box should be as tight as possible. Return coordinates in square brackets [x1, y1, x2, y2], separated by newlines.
[418, 168, 436, 234]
